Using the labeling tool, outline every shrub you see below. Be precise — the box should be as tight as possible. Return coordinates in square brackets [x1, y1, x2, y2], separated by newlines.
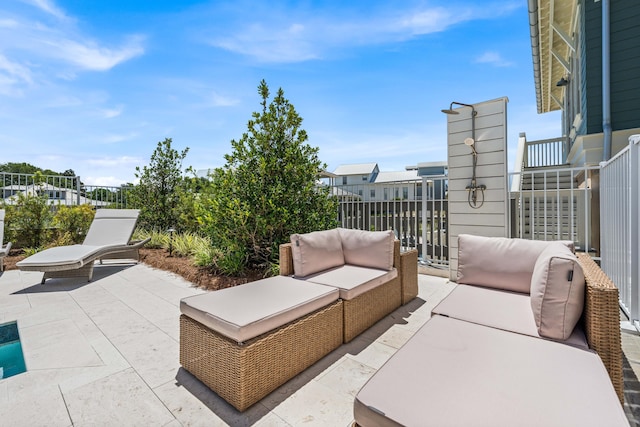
[197, 80, 338, 274]
[52, 205, 95, 244]
[3, 193, 53, 248]
[132, 229, 169, 249]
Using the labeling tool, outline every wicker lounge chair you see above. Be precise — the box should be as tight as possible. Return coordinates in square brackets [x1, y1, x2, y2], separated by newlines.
[0, 210, 12, 272]
[17, 209, 149, 284]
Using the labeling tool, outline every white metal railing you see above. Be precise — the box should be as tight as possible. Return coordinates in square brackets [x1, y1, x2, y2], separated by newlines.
[523, 136, 569, 168]
[1, 172, 132, 208]
[508, 165, 599, 253]
[332, 177, 449, 266]
[600, 135, 640, 327]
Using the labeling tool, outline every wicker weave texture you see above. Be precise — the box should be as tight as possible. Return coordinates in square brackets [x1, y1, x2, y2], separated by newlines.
[279, 243, 294, 276]
[577, 253, 624, 404]
[400, 249, 418, 305]
[343, 276, 401, 343]
[42, 262, 94, 283]
[180, 300, 343, 412]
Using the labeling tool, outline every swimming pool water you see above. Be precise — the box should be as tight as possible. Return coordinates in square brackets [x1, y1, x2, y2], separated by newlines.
[0, 321, 27, 379]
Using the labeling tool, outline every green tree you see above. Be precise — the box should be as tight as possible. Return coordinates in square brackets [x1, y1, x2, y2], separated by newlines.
[198, 80, 338, 274]
[130, 138, 189, 231]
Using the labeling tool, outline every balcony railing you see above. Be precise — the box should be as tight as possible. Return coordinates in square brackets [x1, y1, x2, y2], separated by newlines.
[601, 135, 640, 328]
[516, 133, 569, 170]
[331, 177, 449, 266]
[1, 172, 132, 209]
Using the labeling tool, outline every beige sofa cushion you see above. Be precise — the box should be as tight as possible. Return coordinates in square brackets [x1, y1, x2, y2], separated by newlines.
[354, 315, 628, 427]
[290, 229, 344, 277]
[180, 276, 339, 343]
[432, 284, 588, 349]
[530, 242, 586, 340]
[457, 234, 574, 294]
[305, 265, 398, 300]
[338, 228, 394, 271]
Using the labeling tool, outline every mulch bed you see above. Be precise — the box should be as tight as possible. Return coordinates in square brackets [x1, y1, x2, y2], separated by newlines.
[2, 248, 263, 291]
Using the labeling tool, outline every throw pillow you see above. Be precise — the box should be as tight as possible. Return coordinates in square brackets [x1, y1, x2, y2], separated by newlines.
[338, 228, 394, 271]
[290, 229, 345, 277]
[530, 242, 585, 340]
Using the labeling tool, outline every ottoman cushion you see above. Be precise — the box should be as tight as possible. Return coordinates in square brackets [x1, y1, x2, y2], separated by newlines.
[180, 276, 339, 343]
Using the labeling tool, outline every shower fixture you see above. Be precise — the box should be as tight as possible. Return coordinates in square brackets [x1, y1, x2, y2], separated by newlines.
[442, 102, 485, 208]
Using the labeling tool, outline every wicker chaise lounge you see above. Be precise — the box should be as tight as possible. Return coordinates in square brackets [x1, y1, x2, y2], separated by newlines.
[17, 209, 149, 284]
[353, 235, 626, 426]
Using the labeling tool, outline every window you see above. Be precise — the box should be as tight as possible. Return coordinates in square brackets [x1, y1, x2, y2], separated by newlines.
[394, 188, 399, 199]
[342, 176, 347, 185]
[358, 189, 363, 196]
[383, 188, 389, 201]
[403, 187, 408, 199]
[362, 175, 368, 182]
[370, 189, 375, 198]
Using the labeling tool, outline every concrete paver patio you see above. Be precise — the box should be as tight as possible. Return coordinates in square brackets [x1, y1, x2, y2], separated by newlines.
[0, 262, 454, 426]
[1, 262, 639, 426]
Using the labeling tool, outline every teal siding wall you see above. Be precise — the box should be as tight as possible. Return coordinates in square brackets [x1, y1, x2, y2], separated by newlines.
[577, 0, 587, 136]
[581, 0, 640, 135]
[584, 0, 603, 135]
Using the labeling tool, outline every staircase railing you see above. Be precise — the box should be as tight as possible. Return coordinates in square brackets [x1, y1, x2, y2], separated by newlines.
[522, 135, 569, 168]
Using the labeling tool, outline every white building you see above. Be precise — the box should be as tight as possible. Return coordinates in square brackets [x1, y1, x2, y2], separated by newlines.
[2, 183, 109, 207]
[331, 162, 447, 202]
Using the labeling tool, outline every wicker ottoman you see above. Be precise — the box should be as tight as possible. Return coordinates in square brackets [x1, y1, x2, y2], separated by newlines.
[179, 276, 343, 411]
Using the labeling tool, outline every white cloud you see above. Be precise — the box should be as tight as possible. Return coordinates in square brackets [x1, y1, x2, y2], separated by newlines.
[0, 54, 33, 96]
[207, 2, 522, 63]
[208, 91, 239, 107]
[0, 1, 145, 95]
[87, 156, 142, 167]
[0, 19, 19, 28]
[398, 7, 468, 35]
[45, 35, 145, 71]
[84, 175, 130, 187]
[100, 105, 124, 119]
[475, 51, 514, 67]
[213, 23, 318, 63]
[24, 0, 68, 21]
[101, 132, 139, 144]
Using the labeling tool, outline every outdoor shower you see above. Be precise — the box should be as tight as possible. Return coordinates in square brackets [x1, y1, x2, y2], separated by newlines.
[442, 102, 486, 208]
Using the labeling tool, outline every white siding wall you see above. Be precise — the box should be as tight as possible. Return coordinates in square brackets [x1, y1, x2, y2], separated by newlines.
[447, 97, 510, 280]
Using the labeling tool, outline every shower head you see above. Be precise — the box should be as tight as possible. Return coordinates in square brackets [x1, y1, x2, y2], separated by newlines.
[441, 101, 477, 116]
[464, 137, 475, 146]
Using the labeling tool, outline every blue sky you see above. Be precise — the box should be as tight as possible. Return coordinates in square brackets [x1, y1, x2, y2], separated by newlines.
[0, 0, 560, 186]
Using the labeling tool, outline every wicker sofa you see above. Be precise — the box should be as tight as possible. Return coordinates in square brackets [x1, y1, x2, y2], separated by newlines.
[279, 228, 419, 342]
[179, 228, 418, 412]
[354, 234, 628, 427]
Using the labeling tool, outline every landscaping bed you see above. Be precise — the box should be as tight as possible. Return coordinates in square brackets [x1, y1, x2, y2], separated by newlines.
[2, 248, 262, 291]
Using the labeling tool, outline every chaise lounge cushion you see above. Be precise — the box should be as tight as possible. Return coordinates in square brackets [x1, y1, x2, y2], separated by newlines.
[530, 242, 586, 340]
[15, 245, 107, 270]
[305, 265, 398, 300]
[290, 229, 344, 277]
[353, 315, 628, 427]
[180, 276, 339, 343]
[432, 284, 589, 349]
[338, 228, 395, 271]
[457, 234, 575, 294]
